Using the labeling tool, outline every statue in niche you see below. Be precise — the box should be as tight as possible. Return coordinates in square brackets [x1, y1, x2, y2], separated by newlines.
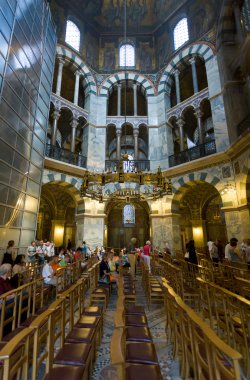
[103, 47, 115, 70]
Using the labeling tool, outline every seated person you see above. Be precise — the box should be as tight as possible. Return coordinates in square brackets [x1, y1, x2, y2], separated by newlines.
[59, 254, 70, 267]
[51, 255, 61, 272]
[99, 253, 110, 283]
[121, 249, 130, 268]
[10, 255, 26, 288]
[0, 264, 14, 297]
[42, 257, 57, 286]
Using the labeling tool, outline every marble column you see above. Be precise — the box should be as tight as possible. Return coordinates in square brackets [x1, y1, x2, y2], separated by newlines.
[189, 57, 199, 94]
[194, 107, 204, 144]
[133, 82, 138, 116]
[70, 118, 78, 153]
[174, 69, 181, 104]
[116, 128, 122, 159]
[133, 128, 139, 160]
[117, 83, 122, 116]
[51, 109, 60, 146]
[73, 70, 81, 106]
[56, 59, 65, 96]
[177, 117, 185, 152]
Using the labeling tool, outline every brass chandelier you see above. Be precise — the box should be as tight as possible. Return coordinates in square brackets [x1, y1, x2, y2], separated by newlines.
[80, 0, 172, 203]
[80, 162, 173, 202]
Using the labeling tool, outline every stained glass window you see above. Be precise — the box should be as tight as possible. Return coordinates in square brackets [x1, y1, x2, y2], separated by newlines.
[123, 204, 135, 225]
[65, 20, 80, 51]
[173, 18, 189, 50]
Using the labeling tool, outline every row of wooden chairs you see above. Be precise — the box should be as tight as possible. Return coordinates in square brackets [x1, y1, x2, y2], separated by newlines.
[0, 278, 104, 380]
[141, 260, 164, 309]
[110, 283, 163, 379]
[160, 258, 199, 307]
[197, 276, 250, 378]
[162, 279, 244, 380]
[0, 277, 45, 341]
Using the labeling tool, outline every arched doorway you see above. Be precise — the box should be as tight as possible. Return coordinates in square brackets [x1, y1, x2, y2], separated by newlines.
[106, 199, 150, 251]
[37, 183, 77, 248]
[172, 180, 227, 251]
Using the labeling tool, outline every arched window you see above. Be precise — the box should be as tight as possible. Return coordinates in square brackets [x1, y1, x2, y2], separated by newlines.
[173, 18, 189, 50]
[119, 44, 135, 67]
[123, 204, 135, 225]
[65, 20, 80, 51]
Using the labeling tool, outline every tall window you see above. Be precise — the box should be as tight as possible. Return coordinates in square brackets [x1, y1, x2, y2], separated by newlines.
[119, 44, 135, 67]
[65, 20, 80, 51]
[173, 18, 189, 50]
[123, 204, 135, 225]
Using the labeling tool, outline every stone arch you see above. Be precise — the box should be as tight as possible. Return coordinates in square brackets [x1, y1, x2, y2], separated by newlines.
[158, 43, 215, 95]
[56, 45, 97, 96]
[170, 173, 221, 212]
[99, 72, 155, 98]
[42, 171, 83, 203]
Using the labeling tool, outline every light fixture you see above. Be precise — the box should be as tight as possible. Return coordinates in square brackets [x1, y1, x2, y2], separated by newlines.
[80, 0, 172, 203]
[220, 182, 236, 196]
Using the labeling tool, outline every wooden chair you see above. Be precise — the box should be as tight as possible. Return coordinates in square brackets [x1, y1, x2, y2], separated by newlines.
[0, 327, 34, 380]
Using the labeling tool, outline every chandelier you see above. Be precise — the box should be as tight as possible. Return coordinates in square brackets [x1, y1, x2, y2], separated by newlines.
[80, 162, 173, 202]
[80, 0, 172, 203]
[220, 182, 236, 195]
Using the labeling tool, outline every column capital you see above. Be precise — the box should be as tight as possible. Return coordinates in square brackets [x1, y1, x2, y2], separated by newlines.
[74, 70, 81, 77]
[133, 82, 138, 89]
[194, 107, 203, 119]
[71, 118, 78, 128]
[116, 128, 122, 137]
[176, 117, 185, 128]
[52, 109, 61, 120]
[117, 82, 122, 88]
[173, 69, 180, 77]
[133, 128, 139, 137]
[57, 58, 65, 66]
[189, 57, 196, 65]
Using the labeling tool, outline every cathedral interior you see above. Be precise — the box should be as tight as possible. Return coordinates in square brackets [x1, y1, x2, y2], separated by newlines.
[0, 0, 249, 254]
[0, 0, 250, 378]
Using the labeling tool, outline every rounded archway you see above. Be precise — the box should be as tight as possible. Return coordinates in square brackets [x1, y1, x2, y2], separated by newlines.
[38, 182, 78, 248]
[172, 180, 227, 251]
[106, 199, 150, 251]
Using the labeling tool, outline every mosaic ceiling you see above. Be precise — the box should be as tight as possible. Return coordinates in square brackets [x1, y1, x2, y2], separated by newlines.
[63, 0, 188, 32]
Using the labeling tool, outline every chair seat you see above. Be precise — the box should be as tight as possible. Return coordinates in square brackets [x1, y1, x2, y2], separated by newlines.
[150, 287, 163, 293]
[125, 364, 163, 380]
[44, 365, 85, 380]
[66, 328, 95, 343]
[54, 343, 91, 366]
[82, 306, 103, 316]
[93, 288, 108, 294]
[126, 342, 159, 365]
[126, 327, 152, 342]
[125, 315, 147, 327]
[125, 306, 145, 315]
[76, 316, 100, 328]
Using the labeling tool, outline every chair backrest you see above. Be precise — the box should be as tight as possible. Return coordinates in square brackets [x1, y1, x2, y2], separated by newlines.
[0, 328, 34, 380]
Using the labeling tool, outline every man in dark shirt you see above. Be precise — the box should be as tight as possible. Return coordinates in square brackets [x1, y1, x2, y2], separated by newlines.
[100, 253, 110, 279]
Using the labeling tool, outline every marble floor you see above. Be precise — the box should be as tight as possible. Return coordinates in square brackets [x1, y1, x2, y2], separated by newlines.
[92, 274, 183, 380]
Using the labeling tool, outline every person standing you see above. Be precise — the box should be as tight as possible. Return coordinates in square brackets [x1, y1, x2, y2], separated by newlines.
[186, 239, 198, 265]
[2, 240, 16, 265]
[143, 240, 151, 272]
[27, 241, 37, 264]
[67, 239, 72, 251]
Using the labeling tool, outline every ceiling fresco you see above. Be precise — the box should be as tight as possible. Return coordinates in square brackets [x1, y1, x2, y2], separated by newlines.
[68, 0, 188, 31]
